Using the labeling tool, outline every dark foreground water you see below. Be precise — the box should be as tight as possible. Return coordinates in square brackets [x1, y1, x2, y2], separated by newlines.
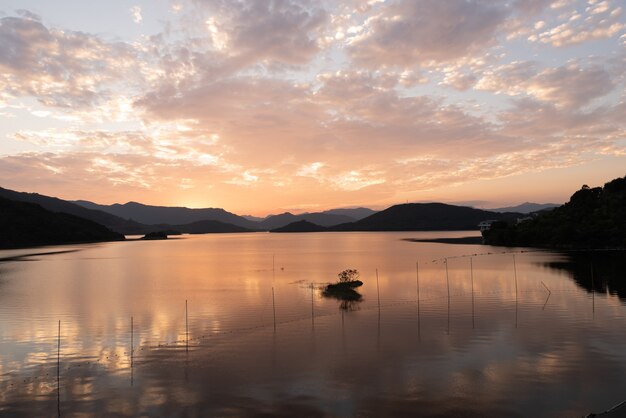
[1, 232, 625, 417]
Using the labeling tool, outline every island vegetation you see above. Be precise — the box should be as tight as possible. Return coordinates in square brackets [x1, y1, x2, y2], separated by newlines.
[483, 175, 626, 248]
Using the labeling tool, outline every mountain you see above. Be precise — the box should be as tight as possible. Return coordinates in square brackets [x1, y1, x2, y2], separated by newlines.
[484, 176, 626, 248]
[73, 200, 259, 230]
[0, 196, 124, 249]
[321, 207, 377, 220]
[159, 220, 251, 234]
[242, 215, 264, 222]
[488, 202, 559, 214]
[330, 203, 519, 231]
[271, 220, 326, 232]
[0, 187, 148, 234]
[259, 212, 355, 230]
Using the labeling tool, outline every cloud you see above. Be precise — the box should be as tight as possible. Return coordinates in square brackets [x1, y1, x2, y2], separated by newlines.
[346, 0, 508, 67]
[130, 6, 143, 24]
[476, 61, 615, 108]
[527, 0, 624, 46]
[190, 0, 328, 65]
[0, 16, 137, 108]
[0, 4, 624, 212]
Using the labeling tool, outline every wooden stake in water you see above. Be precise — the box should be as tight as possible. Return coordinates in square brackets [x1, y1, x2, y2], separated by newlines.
[57, 320, 60, 418]
[513, 255, 518, 328]
[445, 259, 450, 334]
[311, 283, 315, 329]
[416, 261, 421, 339]
[470, 257, 475, 329]
[445, 258, 450, 299]
[541, 282, 551, 311]
[130, 316, 134, 387]
[416, 261, 420, 308]
[513, 254, 518, 296]
[185, 300, 189, 352]
[272, 287, 276, 332]
[376, 268, 381, 310]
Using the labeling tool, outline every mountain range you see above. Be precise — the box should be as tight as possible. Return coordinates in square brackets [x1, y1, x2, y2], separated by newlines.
[273, 203, 520, 232]
[1, 184, 556, 249]
[488, 202, 559, 213]
[73, 201, 377, 230]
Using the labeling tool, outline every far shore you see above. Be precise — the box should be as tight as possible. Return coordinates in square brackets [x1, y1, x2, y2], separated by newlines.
[403, 236, 484, 245]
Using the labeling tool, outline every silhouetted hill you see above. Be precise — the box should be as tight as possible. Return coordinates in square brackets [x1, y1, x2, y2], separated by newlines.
[322, 207, 376, 220]
[484, 175, 626, 248]
[168, 220, 251, 234]
[74, 200, 258, 229]
[489, 202, 559, 214]
[271, 220, 326, 232]
[242, 214, 264, 222]
[0, 196, 124, 249]
[330, 203, 518, 231]
[259, 212, 354, 229]
[0, 187, 148, 234]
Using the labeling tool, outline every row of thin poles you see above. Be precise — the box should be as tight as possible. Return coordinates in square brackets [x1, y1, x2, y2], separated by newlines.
[52, 254, 596, 403]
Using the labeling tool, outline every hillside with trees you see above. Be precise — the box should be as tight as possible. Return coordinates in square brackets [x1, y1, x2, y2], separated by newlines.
[0, 197, 125, 249]
[484, 175, 626, 248]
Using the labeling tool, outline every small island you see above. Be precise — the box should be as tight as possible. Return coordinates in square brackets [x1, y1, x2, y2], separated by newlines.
[483, 175, 626, 248]
[141, 231, 169, 240]
[322, 269, 364, 310]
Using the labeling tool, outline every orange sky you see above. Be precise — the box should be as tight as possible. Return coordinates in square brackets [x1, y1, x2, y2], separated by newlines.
[0, 0, 624, 215]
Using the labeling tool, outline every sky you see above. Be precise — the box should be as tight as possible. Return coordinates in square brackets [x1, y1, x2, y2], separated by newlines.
[0, 0, 624, 215]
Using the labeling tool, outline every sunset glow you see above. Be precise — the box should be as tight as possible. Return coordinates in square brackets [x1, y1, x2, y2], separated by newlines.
[1, 0, 624, 215]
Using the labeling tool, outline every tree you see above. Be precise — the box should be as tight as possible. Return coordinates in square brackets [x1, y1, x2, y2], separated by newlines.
[337, 269, 360, 283]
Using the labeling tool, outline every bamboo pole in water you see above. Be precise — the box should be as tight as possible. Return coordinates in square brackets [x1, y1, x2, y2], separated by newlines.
[416, 261, 421, 339]
[311, 283, 314, 329]
[513, 255, 518, 328]
[272, 287, 276, 332]
[470, 257, 475, 329]
[416, 261, 420, 308]
[185, 300, 189, 352]
[513, 254, 518, 296]
[130, 316, 134, 387]
[376, 268, 381, 310]
[57, 320, 60, 418]
[445, 259, 450, 334]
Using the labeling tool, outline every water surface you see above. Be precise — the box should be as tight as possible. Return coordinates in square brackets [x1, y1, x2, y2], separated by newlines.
[1, 232, 625, 417]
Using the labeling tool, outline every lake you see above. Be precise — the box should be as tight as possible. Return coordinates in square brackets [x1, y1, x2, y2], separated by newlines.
[1, 232, 625, 417]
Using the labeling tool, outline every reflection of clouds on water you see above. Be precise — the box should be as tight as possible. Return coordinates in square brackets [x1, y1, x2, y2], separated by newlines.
[0, 235, 625, 416]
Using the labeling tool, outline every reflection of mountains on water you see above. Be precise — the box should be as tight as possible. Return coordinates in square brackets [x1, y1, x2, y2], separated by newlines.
[541, 250, 626, 300]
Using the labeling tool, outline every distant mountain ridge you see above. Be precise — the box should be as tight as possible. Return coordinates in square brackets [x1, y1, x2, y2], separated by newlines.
[0, 187, 252, 235]
[2, 186, 527, 237]
[74, 200, 377, 230]
[259, 212, 356, 229]
[271, 220, 326, 232]
[74, 200, 259, 230]
[488, 202, 559, 214]
[271, 203, 521, 233]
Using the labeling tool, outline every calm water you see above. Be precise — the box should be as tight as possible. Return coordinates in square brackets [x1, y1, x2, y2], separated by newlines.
[1, 232, 625, 417]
